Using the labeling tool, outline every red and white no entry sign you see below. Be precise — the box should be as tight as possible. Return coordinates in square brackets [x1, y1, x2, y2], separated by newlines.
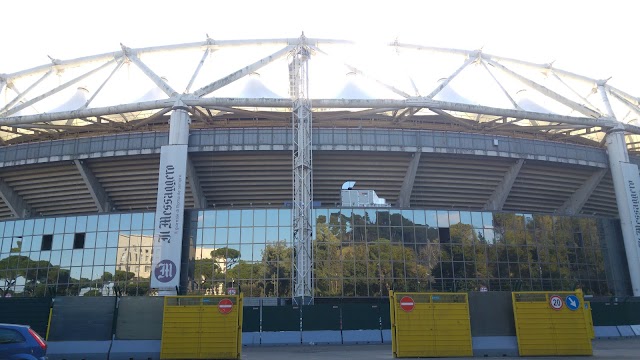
[549, 295, 563, 310]
[218, 298, 233, 314]
[400, 296, 415, 312]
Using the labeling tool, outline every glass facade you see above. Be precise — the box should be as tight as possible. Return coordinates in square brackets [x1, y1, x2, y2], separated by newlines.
[0, 213, 155, 297]
[192, 209, 613, 298]
[0, 208, 617, 298]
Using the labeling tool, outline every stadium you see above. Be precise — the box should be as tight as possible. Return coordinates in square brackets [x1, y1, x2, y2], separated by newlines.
[1, 34, 640, 304]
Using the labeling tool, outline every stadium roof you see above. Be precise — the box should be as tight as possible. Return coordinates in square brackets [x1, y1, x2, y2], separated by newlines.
[1, 36, 640, 152]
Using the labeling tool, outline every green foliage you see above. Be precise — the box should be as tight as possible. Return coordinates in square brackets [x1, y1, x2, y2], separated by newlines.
[0, 211, 608, 298]
[114, 270, 135, 282]
[100, 272, 113, 282]
[83, 289, 103, 296]
[262, 240, 292, 297]
[211, 247, 241, 269]
[126, 281, 149, 296]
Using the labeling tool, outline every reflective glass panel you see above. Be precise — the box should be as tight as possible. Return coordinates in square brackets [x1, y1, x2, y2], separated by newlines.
[131, 214, 143, 230]
[65, 218, 77, 233]
[203, 211, 215, 227]
[229, 210, 241, 227]
[76, 217, 87, 233]
[142, 213, 155, 229]
[216, 211, 229, 227]
[98, 215, 109, 231]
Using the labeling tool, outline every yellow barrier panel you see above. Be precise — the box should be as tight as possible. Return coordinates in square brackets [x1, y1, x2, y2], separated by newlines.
[512, 291, 592, 356]
[584, 301, 595, 339]
[390, 291, 472, 358]
[161, 294, 243, 359]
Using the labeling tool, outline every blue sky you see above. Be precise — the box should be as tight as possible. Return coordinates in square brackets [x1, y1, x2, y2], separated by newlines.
[2, 0, 638, 94]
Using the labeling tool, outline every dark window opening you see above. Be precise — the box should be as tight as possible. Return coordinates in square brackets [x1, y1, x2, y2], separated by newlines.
[41, 234, 53, 251]
[438, 227, 451, 243]
[73, 233, 86, 249]
[574, 233, 584, 247]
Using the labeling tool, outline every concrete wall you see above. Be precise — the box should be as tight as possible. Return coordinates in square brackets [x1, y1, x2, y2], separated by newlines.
[115, 297, 164, 340]
[468, 291, 516, 336]
[48, 296, 116, 341]
[0, 128, 609, 168]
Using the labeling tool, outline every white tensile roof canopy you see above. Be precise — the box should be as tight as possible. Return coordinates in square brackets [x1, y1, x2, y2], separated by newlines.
[1, 36, 639, 152]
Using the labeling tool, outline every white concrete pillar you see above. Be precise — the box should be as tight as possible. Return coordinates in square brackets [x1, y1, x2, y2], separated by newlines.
[606, 124, 640, 296]
[151, 100, 191, 295]
[168, 100, 191, 145]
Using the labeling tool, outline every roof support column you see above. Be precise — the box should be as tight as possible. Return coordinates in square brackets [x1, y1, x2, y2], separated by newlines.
[0, 179, 33, 218]
[605, 125, 640, 296]
[396, 151, 421, 207]
[600, 82, 640, 296]
[151, 100, 191, 296]
[483, 159, 524, 211]
[557, 169, 606, 215]
[74, 159, 113, 212]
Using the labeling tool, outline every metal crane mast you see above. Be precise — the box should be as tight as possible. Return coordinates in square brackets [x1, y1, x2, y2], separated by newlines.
[289, 36, 313, 305]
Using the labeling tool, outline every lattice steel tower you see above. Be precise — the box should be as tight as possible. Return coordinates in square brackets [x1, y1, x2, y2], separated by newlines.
[289, 35, 313, 305]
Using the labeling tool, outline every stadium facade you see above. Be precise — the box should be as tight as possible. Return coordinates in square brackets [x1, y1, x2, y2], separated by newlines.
[0, 36, 639, 301]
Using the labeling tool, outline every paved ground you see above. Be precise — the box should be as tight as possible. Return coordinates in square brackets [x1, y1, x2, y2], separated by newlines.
[242, 337, 640, 359]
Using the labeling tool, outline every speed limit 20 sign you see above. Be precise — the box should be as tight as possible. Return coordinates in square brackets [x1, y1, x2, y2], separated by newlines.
[549, 295, 564, 310]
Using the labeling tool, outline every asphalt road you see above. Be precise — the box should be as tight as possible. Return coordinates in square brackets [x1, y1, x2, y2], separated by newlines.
[242, 337, 640, 359]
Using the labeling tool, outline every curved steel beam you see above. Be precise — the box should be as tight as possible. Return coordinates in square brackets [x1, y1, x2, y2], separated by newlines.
[0, 97, 622, 129]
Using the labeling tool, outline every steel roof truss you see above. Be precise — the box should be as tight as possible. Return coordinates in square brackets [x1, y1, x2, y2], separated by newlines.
[12, 123, 95, 131]
[0, 69, 53, 114]
[0, 57, 119, 117]
[124, 47, 178, 97]
[185, 48, 211, 93]
[191, 106, 210, 119]
[609, 89, 640, 120]
[480, 60, 521, 110]
[0, 100, 624, 133]
[485, 58, 602, 118]
[426, 54, 477, 99]
[428, 108, 476, 129]
[131, 107, 172, 129]
[188, 107, 208, 124]
[551, 72, 603, 114]
[321, 108, 397, 121]
[193, 45, 294, 97]
[486, 117, 523, 130]
[393, 107, 419, 123]
[211, 106, 286, 121]
[81, 57, 126, 111]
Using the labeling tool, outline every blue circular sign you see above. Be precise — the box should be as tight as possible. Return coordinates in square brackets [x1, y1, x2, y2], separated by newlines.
[154, 259, 177, 283]
[565, 295, 580, 311]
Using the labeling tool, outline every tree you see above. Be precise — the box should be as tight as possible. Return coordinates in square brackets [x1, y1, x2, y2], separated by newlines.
[126, 281, 150, 296]
[194, 258, 221, 292]
[114, 270, 135, 282]
[227, 261, 264, 296]
[0, 255, 38, 296]
[84, 289, 103, 296]
[100, 272, 113, 282]
[262, 240, 292, 297]
[211, 247, 241, 270]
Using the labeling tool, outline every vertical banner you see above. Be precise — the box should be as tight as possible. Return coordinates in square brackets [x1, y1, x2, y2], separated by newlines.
[621, 162, 640, 291]
[151, 144, 188, 293]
